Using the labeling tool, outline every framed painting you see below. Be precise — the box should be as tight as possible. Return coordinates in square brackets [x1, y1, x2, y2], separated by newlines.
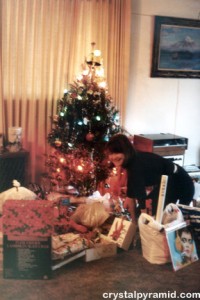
[151, 16, 200, 78]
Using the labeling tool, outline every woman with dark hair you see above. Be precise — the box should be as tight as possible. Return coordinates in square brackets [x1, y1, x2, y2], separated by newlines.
[105, 134, 194, 223]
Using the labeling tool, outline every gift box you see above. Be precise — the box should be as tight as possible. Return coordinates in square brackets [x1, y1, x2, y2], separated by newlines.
[2, 200, 53, 237]
[85, 234, 117, 262]
[107, 217, 136, 251]
[52, 233, 90, 260]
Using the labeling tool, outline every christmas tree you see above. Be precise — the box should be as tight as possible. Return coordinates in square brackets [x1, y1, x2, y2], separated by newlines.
[45, 43, 121, 196]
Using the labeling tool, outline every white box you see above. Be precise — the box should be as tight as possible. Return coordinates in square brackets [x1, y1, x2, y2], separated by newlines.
[108, 218, 136, 251]
[85, 235, 117, 262]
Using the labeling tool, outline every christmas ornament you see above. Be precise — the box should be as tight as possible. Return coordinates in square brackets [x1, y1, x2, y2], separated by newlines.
[86, 132, 95, 141]
[54, 139, 62, 147]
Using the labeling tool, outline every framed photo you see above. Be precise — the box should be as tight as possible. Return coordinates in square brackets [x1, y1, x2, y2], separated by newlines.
[151, 16, 200, 78]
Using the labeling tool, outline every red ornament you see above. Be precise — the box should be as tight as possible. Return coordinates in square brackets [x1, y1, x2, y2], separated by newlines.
[86, 132, 94, 141]
[54, 139, 62, 147]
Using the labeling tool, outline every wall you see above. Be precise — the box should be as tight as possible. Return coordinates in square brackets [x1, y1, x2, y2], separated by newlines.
[125, 0, 200, 166]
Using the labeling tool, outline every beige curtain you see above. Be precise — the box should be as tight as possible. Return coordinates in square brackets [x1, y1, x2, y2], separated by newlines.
[0, 0, 131, 183]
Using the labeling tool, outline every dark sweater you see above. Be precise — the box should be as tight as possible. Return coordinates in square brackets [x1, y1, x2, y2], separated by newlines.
[126, 151, 194, 211]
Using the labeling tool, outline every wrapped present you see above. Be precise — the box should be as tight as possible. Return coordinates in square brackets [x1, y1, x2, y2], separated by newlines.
[71, 202, 109, 229]
[108, 217, 136, 250]
[0, 180, 38, 214]
[2, 200, 53, 237]
[85, 234, 117, 262]
[54, 218, 88, 234]
[52, 233, 90, 260]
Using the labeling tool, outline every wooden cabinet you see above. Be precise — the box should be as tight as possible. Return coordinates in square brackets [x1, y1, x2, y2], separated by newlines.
[0, 150, 29, 192]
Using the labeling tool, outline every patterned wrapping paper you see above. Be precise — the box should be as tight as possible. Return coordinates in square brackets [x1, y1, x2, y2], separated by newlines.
[52, 233, 90, 260]
[2, 200, 54, 237]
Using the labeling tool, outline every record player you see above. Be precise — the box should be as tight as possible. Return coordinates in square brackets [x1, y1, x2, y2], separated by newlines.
[133, 133, 188, 166]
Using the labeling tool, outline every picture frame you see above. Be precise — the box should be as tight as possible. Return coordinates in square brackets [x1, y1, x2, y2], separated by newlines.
[151, 16, 200, 78]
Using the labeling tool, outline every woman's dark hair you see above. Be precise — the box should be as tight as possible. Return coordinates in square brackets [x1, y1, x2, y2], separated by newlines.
[177, 227, 193, 239]
[175, 226, 194, 254]
[105, 134, 136, 167]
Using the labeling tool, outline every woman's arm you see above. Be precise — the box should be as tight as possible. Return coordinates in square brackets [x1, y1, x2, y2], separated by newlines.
[123, 197, 137, 224]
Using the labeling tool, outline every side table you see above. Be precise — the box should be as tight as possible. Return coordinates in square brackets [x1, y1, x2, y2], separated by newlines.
[0, 150, 29, 192]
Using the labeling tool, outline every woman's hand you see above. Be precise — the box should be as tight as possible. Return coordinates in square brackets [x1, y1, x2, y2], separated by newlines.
[123, 197, 137, 224]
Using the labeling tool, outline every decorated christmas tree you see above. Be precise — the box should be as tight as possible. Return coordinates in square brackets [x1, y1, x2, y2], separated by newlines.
[45, 43, 121, 196]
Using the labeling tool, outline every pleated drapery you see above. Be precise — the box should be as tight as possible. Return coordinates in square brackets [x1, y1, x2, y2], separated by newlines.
[0, 0, 131, 183]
